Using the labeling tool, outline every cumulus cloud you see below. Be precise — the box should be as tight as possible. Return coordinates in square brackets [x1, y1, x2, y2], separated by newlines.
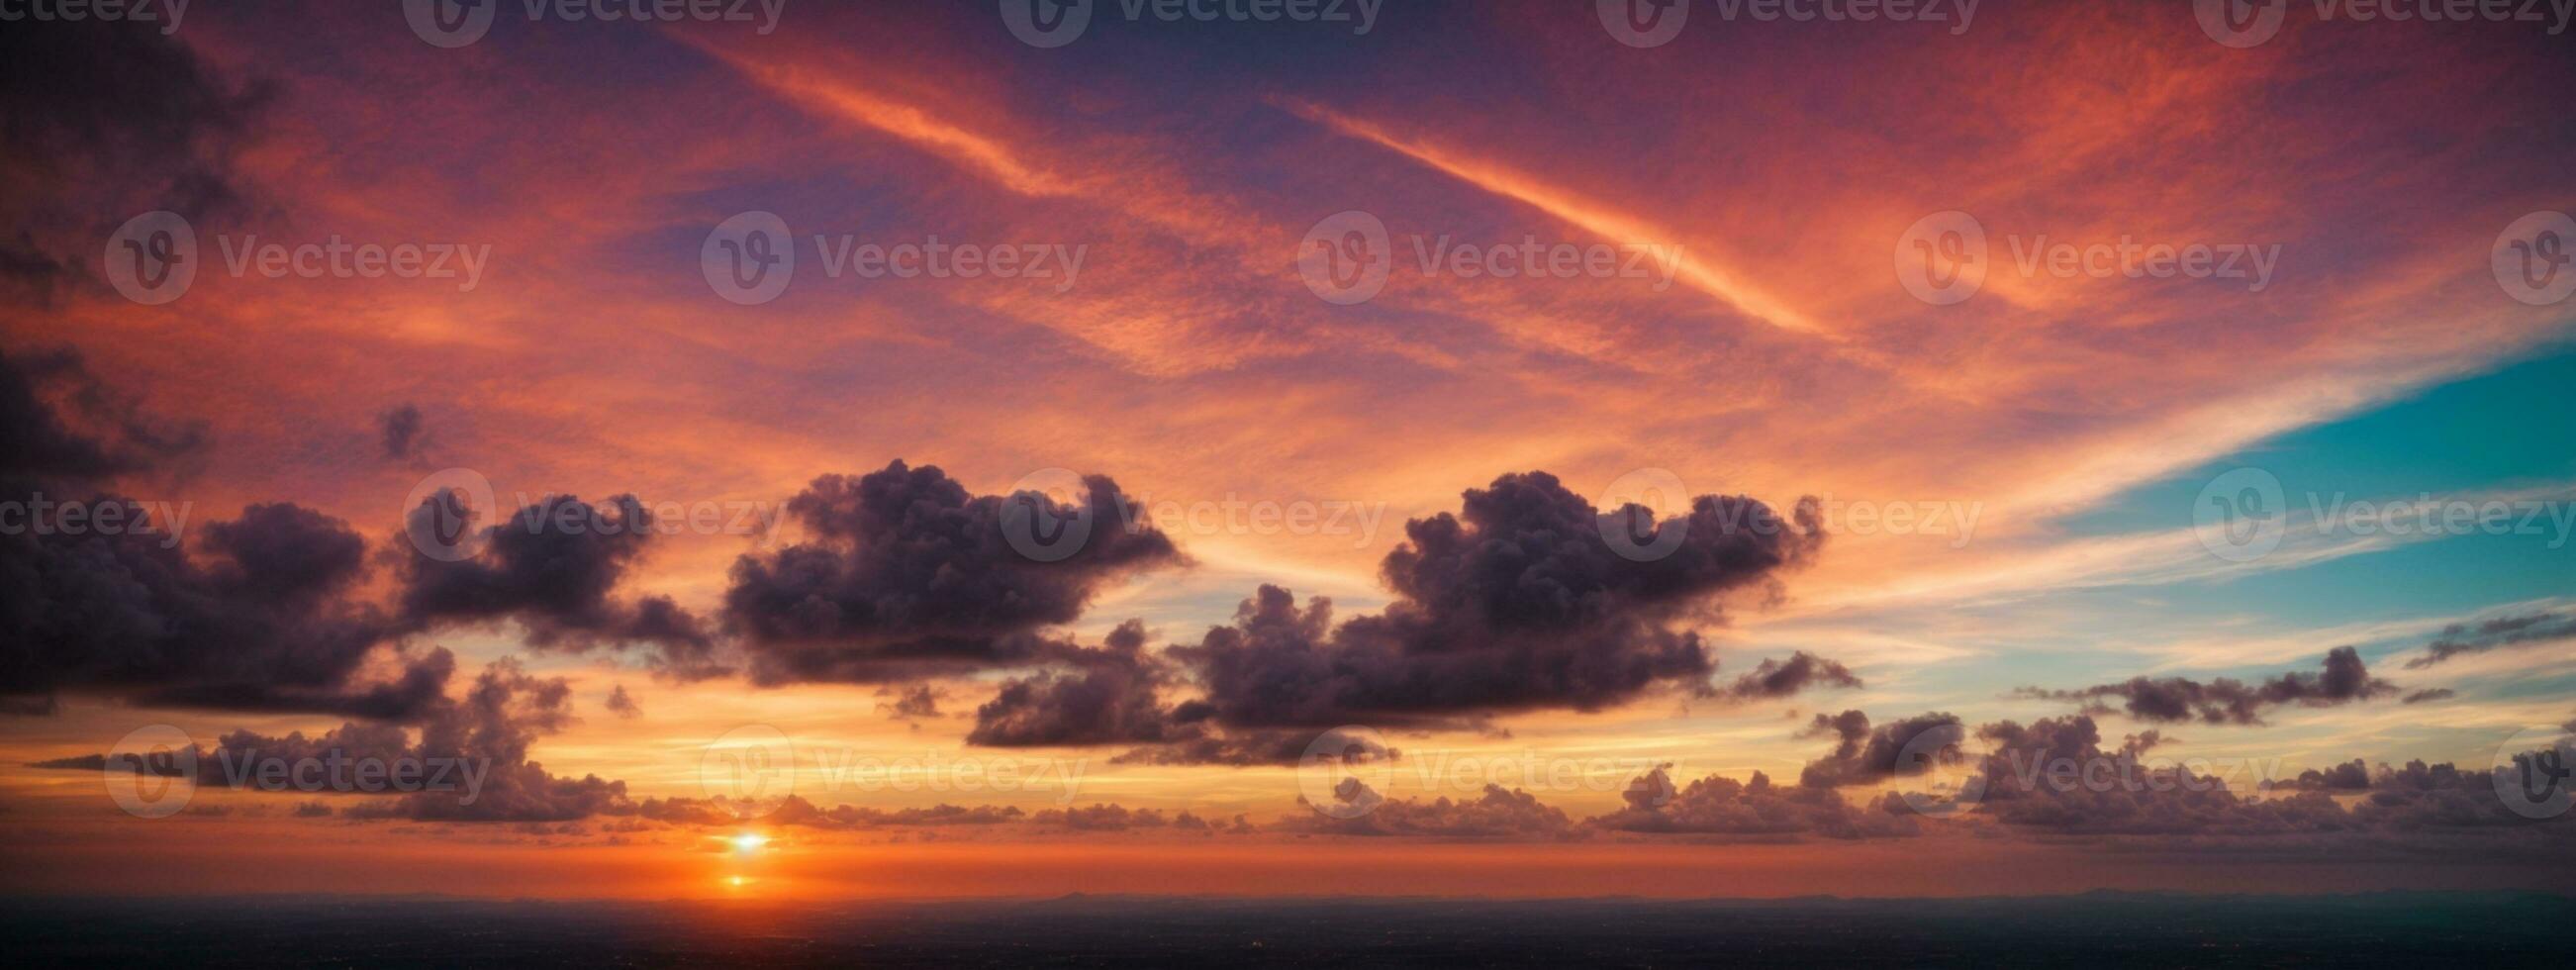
[722, 460, 1181, 684]
[969, 622, 1194, 747]
[1967, 715, 2357, 836]
[2266, 758, 2372, 792]
[1174, 472, 1823, 729]
[1277, 781, 1575, 838]
[41, 657, 627, 823]
[2, 368, 430, 718]
[1794, 710, 1965, 789]
[398, 492, 723, 679]
[1587, 762, 1918, 839]
[2010, 647, 2401, 726]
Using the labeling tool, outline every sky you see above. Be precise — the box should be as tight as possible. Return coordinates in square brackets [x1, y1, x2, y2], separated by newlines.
[2, 0, 2573, 900]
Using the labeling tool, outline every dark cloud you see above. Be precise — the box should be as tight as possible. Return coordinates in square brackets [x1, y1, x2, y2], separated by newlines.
[1175, 472, 1823, 729]
[378, 404, 427, 461]
[2265, 758, 2373, 792]
[1587, 762, 1918, 839]
[0, 492, 432, 718]
[877, 683, 946, 722]
[722, 460, 1181, 684]
[41, 657, 627, 823]
[0, 350, 448, 719]
[605, 684, 641, 719]
[1, 347, 205, 482]
[2403, 611, 2576, 669]
[1108, 726, 1399, 767]
[1718, 651, 1862, 703]
[2010, 647, 2401, 726]
[1795, 710, 1965, 789]
[2402, 688, 2455, 705]
[969, 622, 1193, 747]
[1029, 804, 1184, 830]
[398, 492, 722, 679]
[1967, 716, 2358, 836]
[0, 18, 269, 299]
[627, 795, 1241, 834]
[1278, 781, 1576, 838]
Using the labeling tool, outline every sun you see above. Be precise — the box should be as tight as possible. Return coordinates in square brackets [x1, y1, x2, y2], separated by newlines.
[728, 832, 770, 854]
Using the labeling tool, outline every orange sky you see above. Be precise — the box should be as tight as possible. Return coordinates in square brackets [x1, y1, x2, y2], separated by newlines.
[3, 2, 2573, 899]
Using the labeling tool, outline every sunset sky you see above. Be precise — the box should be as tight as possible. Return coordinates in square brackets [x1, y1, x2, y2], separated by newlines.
[3, 1, 2573, 900]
